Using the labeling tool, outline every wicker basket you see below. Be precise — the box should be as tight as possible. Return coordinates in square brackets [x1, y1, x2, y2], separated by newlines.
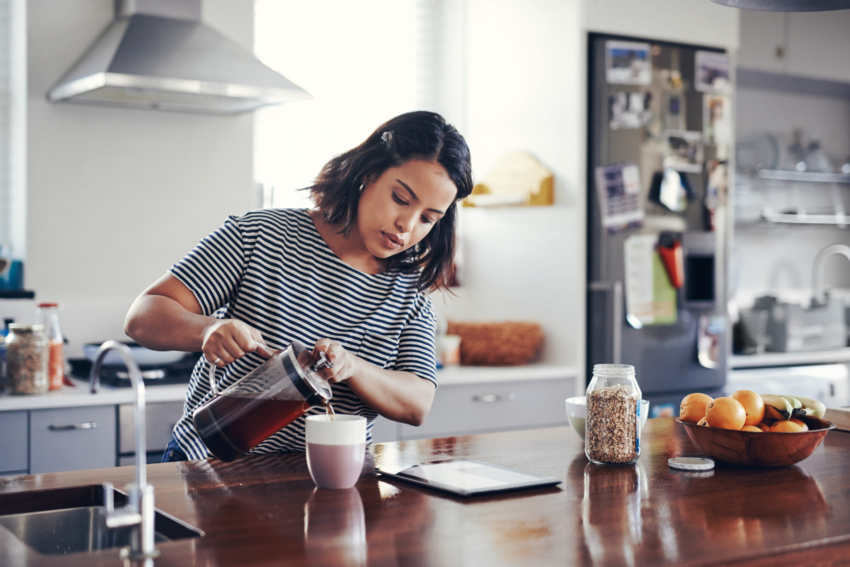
[445, 321, 544, 366]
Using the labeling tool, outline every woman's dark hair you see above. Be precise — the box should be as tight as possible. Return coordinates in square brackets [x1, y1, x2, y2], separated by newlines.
[309, 111, 473, 292]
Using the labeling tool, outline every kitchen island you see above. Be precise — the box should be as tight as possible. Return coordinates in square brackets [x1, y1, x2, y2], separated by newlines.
[1, 418, 849, 566]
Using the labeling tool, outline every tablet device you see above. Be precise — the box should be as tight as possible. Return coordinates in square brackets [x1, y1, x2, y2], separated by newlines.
[376, 459, 562, 496]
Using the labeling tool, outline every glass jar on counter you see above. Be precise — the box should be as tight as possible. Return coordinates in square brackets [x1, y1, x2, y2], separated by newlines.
[35, 303, 64, 390]
[585, 364, 642, 465]
[5, 324, 49, 395]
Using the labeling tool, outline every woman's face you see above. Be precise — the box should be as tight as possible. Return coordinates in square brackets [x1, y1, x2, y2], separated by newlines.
[356, 159, 458, 260]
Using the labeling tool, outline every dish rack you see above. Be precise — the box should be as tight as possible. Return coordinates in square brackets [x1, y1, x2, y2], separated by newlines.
[740, 169, 850, 227]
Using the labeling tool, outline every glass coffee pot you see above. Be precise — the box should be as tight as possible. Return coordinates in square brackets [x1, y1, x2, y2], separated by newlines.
[193, 340, 333, 462]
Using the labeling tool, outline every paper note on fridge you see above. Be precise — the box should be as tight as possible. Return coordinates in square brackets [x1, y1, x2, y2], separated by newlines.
[594, 163, 644, 232]
[624, 234, 677, 328]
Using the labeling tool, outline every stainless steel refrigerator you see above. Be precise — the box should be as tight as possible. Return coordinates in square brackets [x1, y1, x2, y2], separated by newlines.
[586, 33, 731, 416]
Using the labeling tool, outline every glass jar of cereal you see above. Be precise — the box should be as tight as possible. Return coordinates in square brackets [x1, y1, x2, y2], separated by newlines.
[6, 324, 49, 395]
[585, 364, 642, 465]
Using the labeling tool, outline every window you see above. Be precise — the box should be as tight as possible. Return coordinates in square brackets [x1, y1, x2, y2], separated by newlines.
[0, 0, 11, 248]
[254, 0, 464, 209]
[0, 0, 24, 262]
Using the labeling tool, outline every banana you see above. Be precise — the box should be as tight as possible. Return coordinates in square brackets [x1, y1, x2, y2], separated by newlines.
[780, 395, 802, 410]
[760, 394, 792, 421]
[792, 395, 827, 419]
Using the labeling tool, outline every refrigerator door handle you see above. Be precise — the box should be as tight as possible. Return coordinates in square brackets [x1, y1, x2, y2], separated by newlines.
[589, 281, 623, 364]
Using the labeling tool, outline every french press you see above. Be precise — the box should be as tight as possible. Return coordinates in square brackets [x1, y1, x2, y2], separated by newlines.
[193, 340, 334, 461]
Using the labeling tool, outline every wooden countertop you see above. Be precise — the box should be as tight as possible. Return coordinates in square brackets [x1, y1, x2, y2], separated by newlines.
[1, 418, 849, 566]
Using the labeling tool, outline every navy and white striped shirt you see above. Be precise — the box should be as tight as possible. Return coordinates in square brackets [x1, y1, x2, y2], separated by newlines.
[169, 208, 438, 459]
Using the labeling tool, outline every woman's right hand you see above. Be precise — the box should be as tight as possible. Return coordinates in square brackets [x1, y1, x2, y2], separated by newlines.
[201, 319, 273, 367]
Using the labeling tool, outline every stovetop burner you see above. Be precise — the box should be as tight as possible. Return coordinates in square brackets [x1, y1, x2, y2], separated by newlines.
[70, 353, 200, 388]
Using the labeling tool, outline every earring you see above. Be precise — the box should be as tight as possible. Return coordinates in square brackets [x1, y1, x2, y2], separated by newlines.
[359, 183, 364, 193]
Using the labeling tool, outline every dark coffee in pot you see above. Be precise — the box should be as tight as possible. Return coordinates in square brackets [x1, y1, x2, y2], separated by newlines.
[193, 394, 309, 462]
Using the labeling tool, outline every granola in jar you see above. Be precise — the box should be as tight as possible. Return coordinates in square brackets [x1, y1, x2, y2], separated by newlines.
[585, 364, 641, 465]
[6, 324, 49, 395]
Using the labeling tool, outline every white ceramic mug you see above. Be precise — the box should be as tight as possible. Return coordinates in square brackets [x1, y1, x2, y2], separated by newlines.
[306, 415, 367, 489]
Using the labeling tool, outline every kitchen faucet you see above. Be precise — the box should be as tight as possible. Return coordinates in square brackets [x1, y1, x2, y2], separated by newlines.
[812, 244, 850, 306]
[90, 340, 159, 559]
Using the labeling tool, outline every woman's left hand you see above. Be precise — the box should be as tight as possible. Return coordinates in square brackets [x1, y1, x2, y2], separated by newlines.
[312, 339, 361, 383]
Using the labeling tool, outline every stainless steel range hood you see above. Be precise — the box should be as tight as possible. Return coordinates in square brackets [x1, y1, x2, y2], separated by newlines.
[47, 0, 311, 114]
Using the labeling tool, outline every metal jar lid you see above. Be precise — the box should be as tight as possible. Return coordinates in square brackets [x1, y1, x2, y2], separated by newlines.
[282, 340, 334, 406]
[8, 323, 45, 333]
[668, 457, 715, 471]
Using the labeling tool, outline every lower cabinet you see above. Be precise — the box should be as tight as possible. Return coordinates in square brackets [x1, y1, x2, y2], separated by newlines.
[0, 411, 28, 476]
[372, 378, 574, 443]
[0, 401, 186, 475]
[30, 406, 116, 474]
[118, 401, 184, 466]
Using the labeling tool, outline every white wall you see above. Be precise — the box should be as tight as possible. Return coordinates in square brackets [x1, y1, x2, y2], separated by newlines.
[26, 0, 255, 357]
[737, 88, 850, 160]
[431, 0, 585, 369]
[433, 0, 738, 381]
[585, 0, 739, 50]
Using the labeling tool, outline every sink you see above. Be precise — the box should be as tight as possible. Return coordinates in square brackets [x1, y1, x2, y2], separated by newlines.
[0, 484, 202, 555]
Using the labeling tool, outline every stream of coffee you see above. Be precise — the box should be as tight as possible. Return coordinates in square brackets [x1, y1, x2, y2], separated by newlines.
[324, 400, 336, 421]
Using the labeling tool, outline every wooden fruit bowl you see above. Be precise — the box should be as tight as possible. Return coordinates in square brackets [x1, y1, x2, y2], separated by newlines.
[676, 416, 835, 467]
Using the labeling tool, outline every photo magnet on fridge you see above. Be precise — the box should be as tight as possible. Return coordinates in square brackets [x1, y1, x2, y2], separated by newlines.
[594, 163, 644, 233]
[704, 160, 728, 231]
[703, 94, 731, 148]
[662, 130, 704, 173]
[605, 41, 652, 86]
[609, 92, 653, 130]
[695, 51, 731, 93]
[648, 169, 695, 214]
[662, 91, 685, 131]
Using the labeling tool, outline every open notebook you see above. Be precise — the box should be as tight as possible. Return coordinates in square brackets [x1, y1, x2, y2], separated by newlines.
[376, 459, 562, 497]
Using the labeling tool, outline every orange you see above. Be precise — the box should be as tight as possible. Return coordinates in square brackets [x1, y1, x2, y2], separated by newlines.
[697, 417, 708, 427]
[680, 393, 714, 424]
[705, 397, 747, 430]
[770, 420, 803, 433]
[790, 418, 809, 432]
[741, 425, 762, 432]
[730, 390, 765, 427]
[757, 422, 773, 432]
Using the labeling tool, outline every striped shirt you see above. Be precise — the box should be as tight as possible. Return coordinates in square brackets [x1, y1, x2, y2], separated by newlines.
[169, 208, 438, 459]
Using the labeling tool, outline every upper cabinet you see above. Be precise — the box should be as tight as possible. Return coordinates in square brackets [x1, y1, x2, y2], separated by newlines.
[786, 12, 850, 83]
[737, 10, 786, 73]
[738, 9, 850, 84]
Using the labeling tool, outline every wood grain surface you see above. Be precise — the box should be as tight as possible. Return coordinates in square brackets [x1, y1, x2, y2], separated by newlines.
[1, 418, 850, 566]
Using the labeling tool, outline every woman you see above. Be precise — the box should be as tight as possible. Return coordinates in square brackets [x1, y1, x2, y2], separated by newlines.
[125, 111, 473, 461]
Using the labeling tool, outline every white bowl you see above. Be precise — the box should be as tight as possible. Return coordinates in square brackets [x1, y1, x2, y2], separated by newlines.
[565, 397, 650, 442]
[565, 397, 587, 439]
